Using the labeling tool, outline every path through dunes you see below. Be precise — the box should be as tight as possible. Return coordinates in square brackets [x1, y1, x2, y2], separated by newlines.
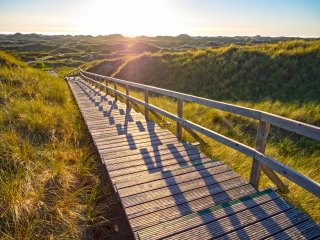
[68, 77, 320, 239]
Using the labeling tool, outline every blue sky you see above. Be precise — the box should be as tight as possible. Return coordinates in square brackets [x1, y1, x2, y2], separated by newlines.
[0, 0, 319, 36]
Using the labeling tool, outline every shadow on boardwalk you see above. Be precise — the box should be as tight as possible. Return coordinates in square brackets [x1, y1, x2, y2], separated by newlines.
[72, 78, 318, 240]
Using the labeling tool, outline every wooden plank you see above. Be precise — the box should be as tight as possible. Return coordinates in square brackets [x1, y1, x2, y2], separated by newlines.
[102, 140, 198, 165]
[121, 170, 238, 208]
[84, 114, 145, 123]
[84, 116, 146, 126]
[118, 164, 231, 198]
[136, 189, 280, 239]
[213, 209, 310, 240]
[105, 148, 209, 172]
[265, 220, 320, 240]
[88, 119, 157, 131]
[125, 178, 249, 217]
[101, 141, 197, 162]
[114, 160, 222, 189]
[93, 129, 172, 145]
[95, 135, 176, 153]
[96, 134, 180, 153]
[132, 188, 272, 233]
[90, 124, 162, 137]
[84, 110, 145, 118]
[107, 154, 211, 179]
[155, 202, 296, 240]
[110, 158, 213, 183]
[128, 185, 256, 231]
[87, 121, 154, 132]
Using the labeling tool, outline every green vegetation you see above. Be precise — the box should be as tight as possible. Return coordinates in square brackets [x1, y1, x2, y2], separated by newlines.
[0, 51, 121, 239]
[1, 33, 319, 234]
[113, 40, 320, 103]
[87, 40, 320, 222]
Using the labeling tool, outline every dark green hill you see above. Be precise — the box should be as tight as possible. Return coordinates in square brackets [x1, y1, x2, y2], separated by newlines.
[112, 40, 320, 103]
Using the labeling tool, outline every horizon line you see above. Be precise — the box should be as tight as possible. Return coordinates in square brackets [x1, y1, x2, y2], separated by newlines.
[0, 32, 319, 39]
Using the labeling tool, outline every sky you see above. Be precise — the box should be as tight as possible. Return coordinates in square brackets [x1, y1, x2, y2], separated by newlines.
[0, 0, 319, 37]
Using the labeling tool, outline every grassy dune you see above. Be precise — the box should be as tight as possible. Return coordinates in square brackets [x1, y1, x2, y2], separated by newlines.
[0, 51, 118, 239]
[114, 40, 320, 103]
[88, 40, 320, 222]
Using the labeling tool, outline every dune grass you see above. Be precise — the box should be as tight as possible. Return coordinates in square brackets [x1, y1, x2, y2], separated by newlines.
[0, 51, 118, 239]
[113, 39, 320, 103]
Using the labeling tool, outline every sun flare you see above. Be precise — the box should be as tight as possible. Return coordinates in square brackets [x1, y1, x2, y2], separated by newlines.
[77, 0, 178, 36]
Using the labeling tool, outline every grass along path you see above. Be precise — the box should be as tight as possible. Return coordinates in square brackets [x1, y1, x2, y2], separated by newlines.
[0, 51, 130, 239]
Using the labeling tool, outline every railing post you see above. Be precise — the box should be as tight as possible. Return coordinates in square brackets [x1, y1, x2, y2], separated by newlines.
[249, 120, 270, 188]
[125, 85, 130, 108]
[105, 79, 108, 95]
[114, 82, 117, 100]
[99, 76, 103, 92]
[95, 76, 97, 88]
[144, 90, 149, 121]
[176, 99, 183, 141]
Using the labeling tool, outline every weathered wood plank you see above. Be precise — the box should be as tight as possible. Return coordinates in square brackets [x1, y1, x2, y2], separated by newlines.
[265, 220, 320, 240]
[97, 136, 182, 154]
[93, 128, 172, 143]
[105, 149, 209, 172]
[118, 164, 231, 198]
[136, 189, 281, 239]
[121, 170, 238, 208]
[125, 178, 249, 217]
[107, 154, 211, 179]
[114, 160, 222, 189]
[102, 141, 197, 162]
[128, 185, 256, 231]
[213, 210, 310, 240]
[109, 158, 214, 183]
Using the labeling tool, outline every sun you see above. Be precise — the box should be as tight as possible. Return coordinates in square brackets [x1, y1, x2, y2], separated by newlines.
[76, 0, 179, 36]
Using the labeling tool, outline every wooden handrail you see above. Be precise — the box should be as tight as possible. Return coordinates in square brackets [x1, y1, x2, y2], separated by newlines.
[80, 69, 320, 141]
[76, 69, 320, 197]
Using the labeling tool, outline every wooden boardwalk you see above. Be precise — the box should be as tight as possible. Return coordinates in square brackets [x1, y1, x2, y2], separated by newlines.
[68, 77, 320, 240]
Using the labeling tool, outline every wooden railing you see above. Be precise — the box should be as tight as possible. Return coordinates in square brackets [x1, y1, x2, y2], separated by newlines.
[66, 69, 320, 197]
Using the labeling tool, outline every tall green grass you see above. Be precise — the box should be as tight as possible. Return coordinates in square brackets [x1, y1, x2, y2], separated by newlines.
[0, 51, 117, 239]
[113, 40, 320, 103]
